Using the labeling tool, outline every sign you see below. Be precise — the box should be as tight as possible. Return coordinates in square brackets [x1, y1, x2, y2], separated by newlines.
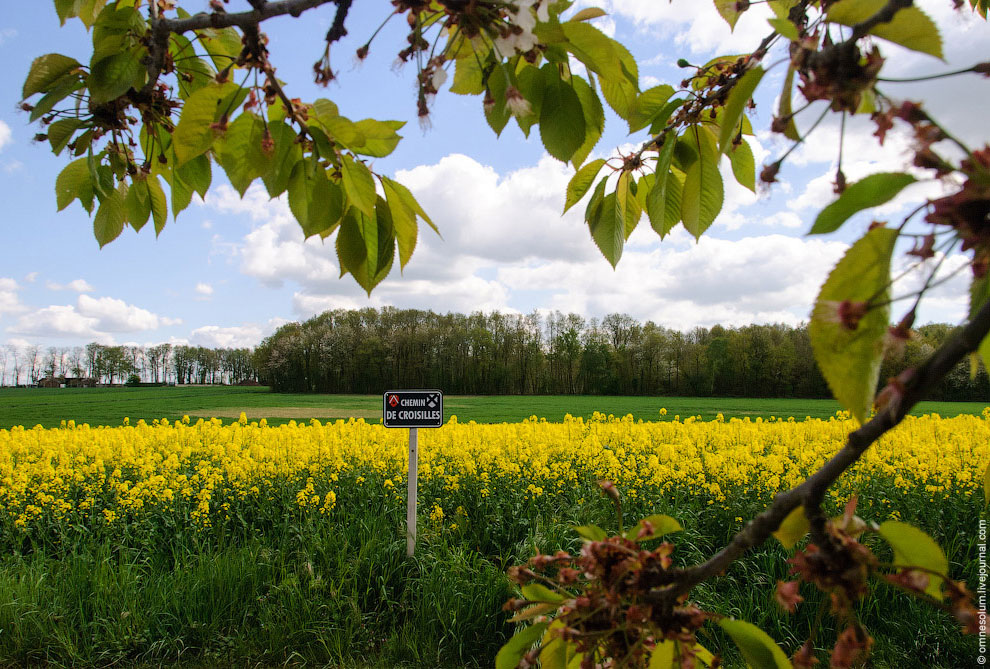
[382, 389, 444, 428]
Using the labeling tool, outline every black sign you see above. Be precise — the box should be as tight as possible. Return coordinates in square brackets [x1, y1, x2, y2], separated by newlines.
[383, 390, 444, 428]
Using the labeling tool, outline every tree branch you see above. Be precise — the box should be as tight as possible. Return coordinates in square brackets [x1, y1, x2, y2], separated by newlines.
[649, 295, 990, 603]
[142, 0, 342, 95]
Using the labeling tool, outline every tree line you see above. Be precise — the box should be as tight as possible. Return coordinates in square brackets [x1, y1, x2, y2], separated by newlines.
[0, 343, 257, 387]
[254, 308, 990, 401]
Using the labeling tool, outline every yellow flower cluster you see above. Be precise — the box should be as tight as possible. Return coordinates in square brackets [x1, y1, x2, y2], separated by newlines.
[0, 411, 986, 537]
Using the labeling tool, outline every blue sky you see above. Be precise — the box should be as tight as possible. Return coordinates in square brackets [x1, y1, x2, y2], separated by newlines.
[0, 1, 987, 353]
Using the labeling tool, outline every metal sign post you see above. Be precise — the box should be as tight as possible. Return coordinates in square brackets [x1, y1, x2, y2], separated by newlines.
[383, 390, 443, 557]
[406, 427, 418, 557]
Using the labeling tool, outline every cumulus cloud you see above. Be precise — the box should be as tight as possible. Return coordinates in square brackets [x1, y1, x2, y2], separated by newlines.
[0, 278, 24, 318]
[46, 279, 95, 293]
[498, 235, 849, 329]
[8, 295, 179, 340]
[0, 120, 10, 153]
[189, 324, 266, 348]
[195, 282, 214, 297]
[8, 305, 104, 340]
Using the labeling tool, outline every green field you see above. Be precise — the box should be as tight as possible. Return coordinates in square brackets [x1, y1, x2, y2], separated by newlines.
[0, 386, 987, 428]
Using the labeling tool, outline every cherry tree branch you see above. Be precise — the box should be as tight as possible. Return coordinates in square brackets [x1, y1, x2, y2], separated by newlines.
[649, 295, 990, 603]
[142, 0, 344, 94]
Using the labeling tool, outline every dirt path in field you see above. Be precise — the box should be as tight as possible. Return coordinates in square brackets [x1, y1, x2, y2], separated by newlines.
[186, 407, 379, 419]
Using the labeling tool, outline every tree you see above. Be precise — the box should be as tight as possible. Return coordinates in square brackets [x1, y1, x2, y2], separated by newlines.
[20, 0, 990, 666]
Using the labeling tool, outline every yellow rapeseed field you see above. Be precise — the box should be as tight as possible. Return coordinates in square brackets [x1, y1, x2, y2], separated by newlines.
[1, 410, 987, 538]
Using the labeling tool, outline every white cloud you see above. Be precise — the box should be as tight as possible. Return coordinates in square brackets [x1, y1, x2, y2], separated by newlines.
[586, 0, 775, 55]
[0, 120, 10, 153]
[23, 272, 38, 283]
[189, 324, 265, 348]
[76, 295, 165, 332]
[195, 282, 214, 297]
[46, 279, 95, 293]
[497, 234, 848, 329]
[8, 294, 179, 341]
[8, 305, 104, 340]
[0, 278, 23, 318]
[0, 28, 16, 46]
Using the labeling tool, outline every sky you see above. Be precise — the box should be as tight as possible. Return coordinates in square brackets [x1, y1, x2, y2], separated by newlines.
[0, 1, 988, 351]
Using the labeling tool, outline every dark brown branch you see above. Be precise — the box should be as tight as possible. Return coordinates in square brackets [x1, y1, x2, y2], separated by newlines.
[325, 0, 353, 44]
[648, 295, 990, 603]
[142, 0, 341, 94]
[163, 0, 337, 33]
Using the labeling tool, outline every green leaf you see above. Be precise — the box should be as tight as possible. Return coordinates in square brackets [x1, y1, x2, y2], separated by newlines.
[382, 177, 418, 270]
[336, 198, 395, 294]
[147, 174, 168, 236]
[729, 138, 756, 192]
[827, 0, 943, 60]
[540, 621, 581, 669]
[521, 583, 567, 604]
[718, 67, 764, 154]
[340, 156, 377, 219]
[176, 153, 212, 200]
[714, 0, 745, 30]
[648, 640, 675, 668]
[495, 623, 548, 669]
[625, 514, 682, 542]
[540, 66, 586, 162]
[561, 21, 638, 120]
[809, 227, 898, 423]
[629, 85, 674, 133]
[590, 183, 625, 268]
[125, 176, 151, 232]
[970, 274, 990, 373]
[768, 17, 800, 41]
[381, 175, 439, 236]
[352, 119, 405, 158]
[772, 506, 810, 549]
[568, 7, 607, 22]
[171, 172, 193, 218]
[810, 173, 917, 235]
[169, 33, 215, 98]
[173, 83, 234, 166]
[484, 62, 511, 137]
[88, 51, 146, 104]
[573, 524, 607, 542]
[196, 26, 243, 71]
[214, 112, 273, 196]
[680, 128, 723, 239]
[55, 158, 95, 213]
[451, 51, 486, 95]
[717, 619, 793, 669]
[29, 74, 84, 122]
[564, 159, 607, 214]
[261, 122, 300, 198]
[877, 520, 949, 599]
[48, 118, 84, 156]
[93, 183, 126, 248]
[569, 75, 605, 168]
[647, 137, 679, 238]
[515, 65, 546, 138]
[288, 159, 343, 238]
[22, 54, 81, 99]
[778, 66, 800, 141]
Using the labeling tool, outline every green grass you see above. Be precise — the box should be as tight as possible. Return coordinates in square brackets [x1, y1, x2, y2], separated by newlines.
[1, 386, 986, 428]
[0, 475, 977, 668]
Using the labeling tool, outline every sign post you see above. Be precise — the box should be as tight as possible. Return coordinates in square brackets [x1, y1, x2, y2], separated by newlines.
[382, 389, 443, 557]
